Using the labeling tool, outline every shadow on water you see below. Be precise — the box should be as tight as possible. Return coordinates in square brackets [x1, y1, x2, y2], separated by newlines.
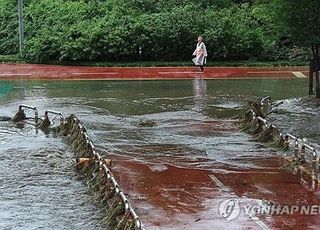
[0, 78, 319, 229]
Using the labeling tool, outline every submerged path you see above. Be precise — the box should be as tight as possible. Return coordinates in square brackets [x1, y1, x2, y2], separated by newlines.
[101, 118, 320, 230]
[0, 76, 318, 229]
[0, 64, 308, 80]
[0, 121, 107, 229]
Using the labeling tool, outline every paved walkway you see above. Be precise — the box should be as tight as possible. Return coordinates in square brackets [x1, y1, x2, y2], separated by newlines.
[0, 64, 308, 80]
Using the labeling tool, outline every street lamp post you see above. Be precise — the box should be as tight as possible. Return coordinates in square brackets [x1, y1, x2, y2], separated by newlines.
[18, 0, 24, 53]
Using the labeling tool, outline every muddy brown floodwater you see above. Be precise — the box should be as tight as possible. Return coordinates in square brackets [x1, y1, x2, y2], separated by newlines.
[0, 79, 320, 229]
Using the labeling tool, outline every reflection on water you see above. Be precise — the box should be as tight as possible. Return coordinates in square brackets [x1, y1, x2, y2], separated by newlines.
[193, 78, 207, 113]
[0, 79, 319, 229]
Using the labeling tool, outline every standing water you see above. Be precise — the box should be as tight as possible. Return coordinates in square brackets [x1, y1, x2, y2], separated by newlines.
[0, 79, 319, 229]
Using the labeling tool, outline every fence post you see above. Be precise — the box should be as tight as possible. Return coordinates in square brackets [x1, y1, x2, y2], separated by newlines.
[294, 138, 299, 161]
[300, 145, 306, 163]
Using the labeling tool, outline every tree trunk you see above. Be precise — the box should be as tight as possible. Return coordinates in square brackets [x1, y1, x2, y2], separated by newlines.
[315, 46, 320, 98]
[309, 58, 314, 95]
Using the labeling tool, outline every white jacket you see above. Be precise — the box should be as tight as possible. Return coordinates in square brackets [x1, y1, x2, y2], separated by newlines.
[192, 42, 207, 65]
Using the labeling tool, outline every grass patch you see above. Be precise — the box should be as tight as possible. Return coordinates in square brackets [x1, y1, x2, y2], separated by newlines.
[0, 54, 25, 63]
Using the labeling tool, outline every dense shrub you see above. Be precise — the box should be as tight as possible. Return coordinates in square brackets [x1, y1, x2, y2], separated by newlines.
[0, 0, 19, 54]
[203, 5, 264, 60]
[0, 0, 309, 62]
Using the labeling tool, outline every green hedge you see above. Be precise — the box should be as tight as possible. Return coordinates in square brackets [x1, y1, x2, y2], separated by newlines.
[0, 0, 309, 63]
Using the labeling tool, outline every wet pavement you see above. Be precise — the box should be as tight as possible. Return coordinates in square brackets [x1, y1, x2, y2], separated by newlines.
[0, 78, 320, 229]
[0, 64, 308, 80]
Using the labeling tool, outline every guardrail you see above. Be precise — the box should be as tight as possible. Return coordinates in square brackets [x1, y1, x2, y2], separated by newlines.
[66, 115, 145, 229]
[19, 104, 38, 123]
[260, 96, 271, 105]
[284, 133, 318, 172]
[245, 97, 319, 173]
[45, 110, 64, 123]
[10, 107, 144, 229]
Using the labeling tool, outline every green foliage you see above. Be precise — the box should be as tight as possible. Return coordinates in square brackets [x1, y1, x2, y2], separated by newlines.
[0, 0, 311, 63]
[275, 0, 320, 49]
[134, 5, 206, 61]
[0, 0, 19, 54]
[204, 4, 264, 60]
[275, 0, 320, 97]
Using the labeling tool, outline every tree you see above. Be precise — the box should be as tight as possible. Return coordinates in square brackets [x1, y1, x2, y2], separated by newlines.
[0, 0, 19, 54]
[276, 0, 320, 98]
[0, 0, 304, 63]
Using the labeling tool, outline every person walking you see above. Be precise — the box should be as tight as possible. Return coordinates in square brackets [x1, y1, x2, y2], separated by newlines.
[192, 36, 207, 72]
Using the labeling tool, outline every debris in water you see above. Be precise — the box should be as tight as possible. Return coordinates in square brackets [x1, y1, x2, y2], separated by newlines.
[135, 119, 157, 127]
[12, 109, 26, 122]
[37, 113, 51, 131]
[0, 116, 11, 121]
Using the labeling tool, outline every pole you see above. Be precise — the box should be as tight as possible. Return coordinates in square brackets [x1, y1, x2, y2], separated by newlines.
[316, 46, 320, 98]
[18, 0, 24, 53]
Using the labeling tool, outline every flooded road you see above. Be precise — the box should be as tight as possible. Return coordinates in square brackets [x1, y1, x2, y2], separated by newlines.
[0, 122, 106, 229]
[0, 79, 319, 229]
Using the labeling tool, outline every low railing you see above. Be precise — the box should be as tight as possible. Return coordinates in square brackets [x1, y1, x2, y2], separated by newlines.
[284, 133, 318, 172]
[45, 110, 64, 123]
[247, 98, 319, 173]
[19, 104, 38, 123]
[68, 116, 145, 229]
[11, 106, 144, 229]
[260, 96, 271, 106]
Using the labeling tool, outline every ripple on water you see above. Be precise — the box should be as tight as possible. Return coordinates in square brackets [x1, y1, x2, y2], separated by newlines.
[0, 126, 107, 229]
[269, 97, 320, 144]
[1, 80, 318, 229]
